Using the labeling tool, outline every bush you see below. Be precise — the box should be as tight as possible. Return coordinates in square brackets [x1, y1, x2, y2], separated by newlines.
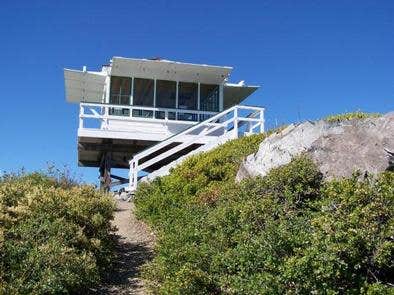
[325, 111, 380, 123]
[0, 172, 115, 294]
[135, 131, 394, 294]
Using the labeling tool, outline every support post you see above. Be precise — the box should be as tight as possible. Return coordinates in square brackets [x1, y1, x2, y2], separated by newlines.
[99, 152, 112, 192]
[233, 107, 238, 139]
[133, 161, 138, 191]
[153, 79, 157, 119]
[79, 105, 84, 129]
[175, 81, 179, 120]
[219, 84, 224, 111]
[260, 109, 265, 133]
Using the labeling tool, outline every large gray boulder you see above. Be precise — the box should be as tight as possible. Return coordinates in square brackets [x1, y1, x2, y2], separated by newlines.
[236, 112, 394, 181]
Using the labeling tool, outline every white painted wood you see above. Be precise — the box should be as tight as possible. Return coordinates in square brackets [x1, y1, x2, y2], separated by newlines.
[64, 69, 106, 103]
[153, 79, 157, 118]
[65, 57, 260, 107]
[219, 83, 224, 111]
[111, 57, 232, 84]
[130, 77, 134, 105]
[197, 82, 200, 111]
[175, 81, 179, 109]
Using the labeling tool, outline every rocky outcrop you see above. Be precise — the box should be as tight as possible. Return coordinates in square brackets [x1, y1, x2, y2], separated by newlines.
[236, 112, 394, 181]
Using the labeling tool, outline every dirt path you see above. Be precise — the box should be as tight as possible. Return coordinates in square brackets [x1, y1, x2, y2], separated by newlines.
[91, 200, 155, 294]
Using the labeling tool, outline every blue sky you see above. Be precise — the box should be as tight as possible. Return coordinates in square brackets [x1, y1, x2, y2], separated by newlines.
[0, 0, 393, 183]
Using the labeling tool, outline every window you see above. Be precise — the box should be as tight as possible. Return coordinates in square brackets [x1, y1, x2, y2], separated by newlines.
[178, 82, 198, 121]
[156, 80, 176, 120]
[133, 78, 154, 106]
[178, 82, 197, 110]
[110, 76, 131, 105]
[110, 76, 131, 116]
[156, 80, 176, 108]
[200, 84, 219, 112]
[133, 78, 154, 118]
[200, 84, 220, 121]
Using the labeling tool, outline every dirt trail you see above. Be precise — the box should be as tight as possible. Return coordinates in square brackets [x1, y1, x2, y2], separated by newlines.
[91, 200, 155, 294]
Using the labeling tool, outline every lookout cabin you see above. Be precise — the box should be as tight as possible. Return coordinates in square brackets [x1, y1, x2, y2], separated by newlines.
[64, 57, 265, 192]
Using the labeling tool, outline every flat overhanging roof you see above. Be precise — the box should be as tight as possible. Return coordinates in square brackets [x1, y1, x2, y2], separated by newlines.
[64, 69, 106, 103]
[111, 57, 232, 84]
[64, 57, 260, 105]
[223, 83, 259, 109]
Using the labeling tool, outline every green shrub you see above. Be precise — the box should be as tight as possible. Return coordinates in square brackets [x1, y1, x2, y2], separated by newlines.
[135, 130, 394, 294]
[325, 111, 380, 123]
[0, 172, 115, 294]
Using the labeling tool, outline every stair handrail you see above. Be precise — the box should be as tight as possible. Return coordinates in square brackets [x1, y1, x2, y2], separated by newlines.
[130, 105, 238, 162]
[136, 116, 236, 171]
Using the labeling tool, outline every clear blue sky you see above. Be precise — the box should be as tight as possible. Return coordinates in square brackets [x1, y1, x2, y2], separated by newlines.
[0, 0, 393, 184]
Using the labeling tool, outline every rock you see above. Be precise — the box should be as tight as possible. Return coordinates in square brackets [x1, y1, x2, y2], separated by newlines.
[386, 148, 394, 171]
[236, 112, 394, 181]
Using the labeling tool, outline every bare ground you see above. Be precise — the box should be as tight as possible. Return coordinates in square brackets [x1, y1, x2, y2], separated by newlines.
[90, 200, 155, 294]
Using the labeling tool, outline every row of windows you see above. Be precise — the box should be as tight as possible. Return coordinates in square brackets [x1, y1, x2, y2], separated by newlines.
[109, 76, 220, 113]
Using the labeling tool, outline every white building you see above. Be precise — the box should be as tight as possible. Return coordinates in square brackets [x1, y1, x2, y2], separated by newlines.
[64, 57, 264, 192]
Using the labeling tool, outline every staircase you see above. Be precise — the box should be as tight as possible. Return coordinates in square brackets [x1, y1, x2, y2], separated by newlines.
[128, 105, 265, 192]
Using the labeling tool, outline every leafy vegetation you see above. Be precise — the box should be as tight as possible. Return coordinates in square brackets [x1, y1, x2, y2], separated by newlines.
[325, 111, 381, 123]
[135, 132, 394, 294]
[0, 172, 115, 294]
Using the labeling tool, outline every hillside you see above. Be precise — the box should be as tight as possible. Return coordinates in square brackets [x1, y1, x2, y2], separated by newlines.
[134, 113, 394, 294]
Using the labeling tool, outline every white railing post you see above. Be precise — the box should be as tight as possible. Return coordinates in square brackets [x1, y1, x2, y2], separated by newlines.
[104, 105, 109, 129]
[260, 109, 265, 133]
[133, 161, 138, 191]
[128, 164, 133, 190]
[79, 104, 84, 129]
[153, 79, 157, 119]
[129, 159, 137, 191]
[233, 107, 238, 139]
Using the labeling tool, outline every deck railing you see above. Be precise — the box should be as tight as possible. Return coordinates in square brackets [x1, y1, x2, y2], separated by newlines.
[79, 102, 218, 129]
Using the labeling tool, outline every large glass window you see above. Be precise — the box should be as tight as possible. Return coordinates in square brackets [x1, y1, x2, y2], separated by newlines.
[156, 80, 176, 120]
[200, 84, 219, 121]
[178, 82, 197, 110]
[110, 76, 131, 105]
[200, 84, 219, 112]
[156, 80, 176, 108]
[178, 82, 198, 121]
[110, 76, 131, 116]
[133, 78, 154, 106]
[133, 78, 154, 118]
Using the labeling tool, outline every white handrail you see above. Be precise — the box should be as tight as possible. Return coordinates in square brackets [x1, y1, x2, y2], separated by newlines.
[132, 105, 238, 161]
[138, 116, 234, 171]
[80, 102, 218, 116]
[78, 102, 220, 129]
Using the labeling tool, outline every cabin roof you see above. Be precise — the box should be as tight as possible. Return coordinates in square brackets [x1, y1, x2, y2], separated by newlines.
[64, 69, 106, 103]
[111, 57, 232, 84]
[64, 57, 259, 105]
